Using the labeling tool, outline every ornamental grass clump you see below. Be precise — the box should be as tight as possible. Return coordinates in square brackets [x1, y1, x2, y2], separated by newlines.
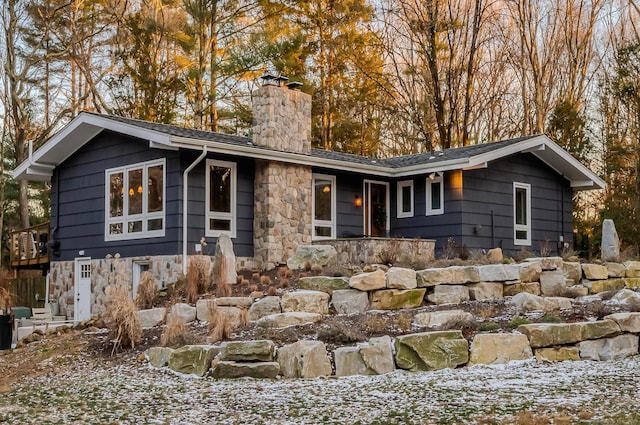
[105, 284, 142, 355]
[185, 256, 211, 303]
[161, 309, 190, 347]
[208, 301, 232, 343]
[135, 271, 157, 310]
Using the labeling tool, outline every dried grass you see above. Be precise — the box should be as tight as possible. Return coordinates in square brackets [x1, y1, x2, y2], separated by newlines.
[285, 269, 294, 279]
[279, 278, 290, 288]
[267, 286, 277, 296]
[311, 265, 324, 275]
[160, 310, 191, 347]
[185, 256, 211, 303]
[252, 272, 260, 281]
[260, 275, 271, 286]
[240, 279, 249, 287]
[135, 271, 157, 310]
[208, 302, 232, 343]
[216, 281, 232, 298]
[105, 284, 142, 355]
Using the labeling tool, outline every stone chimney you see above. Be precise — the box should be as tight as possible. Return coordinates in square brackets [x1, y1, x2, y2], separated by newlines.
[252, 84, 312, 154]
[252, 80, 313, 270]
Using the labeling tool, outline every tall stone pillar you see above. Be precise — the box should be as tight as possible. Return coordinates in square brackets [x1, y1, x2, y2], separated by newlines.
[252, 84, 313, 269]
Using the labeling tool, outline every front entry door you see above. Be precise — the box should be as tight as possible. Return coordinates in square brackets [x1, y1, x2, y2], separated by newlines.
[74, 258, 91, 321]
[364, 181, 389, 237]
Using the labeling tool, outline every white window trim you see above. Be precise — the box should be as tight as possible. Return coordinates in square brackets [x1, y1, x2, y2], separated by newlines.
[426, 173, 444, 216]
[205, 159, 237, 238]
[104, 158, 166, 241]
[513, 182, 532, 246]
[312, 173, 336, 240]
[397, 180, 414, 218]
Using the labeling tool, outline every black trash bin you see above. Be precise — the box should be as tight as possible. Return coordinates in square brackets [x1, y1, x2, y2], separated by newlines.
[0, 314, 13, 350]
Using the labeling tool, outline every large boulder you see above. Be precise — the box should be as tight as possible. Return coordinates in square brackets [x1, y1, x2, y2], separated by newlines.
[147, 347, 174, 368]
[579, 334, 639, 361]
[503, 282, 541, 297]
[535, 347, 580, 363]
[248, 296, 281, 321]
[170, 303, 197, 324]
[220, 340, 275, 362]
[413, 309, 474, 328]
[332, 289, 369, 315]
[281, 290, 330, 315]
[137, 307, 166, 328]
[585, 279, 625, 294]
[416, 266, 480, 287]
[609, 289, 640, 305]
[468, 282, 503, 300]
[606, 263, 625, 278]
[478, 264, 520, 282]
[369, 288, 426, 310]
[167, 345, 220, 377]
[299, 276, 350, 294]
[486, 248, 503, 263]
[509, 292, 546, 311]
[359, 336, 395, 375]
[277, 340, 332, 378]
[468, 334, 533, 365]
[518, 321, 620, 348]
[349, 269, 386, 291]
[582, 264, 609, 280]
[286, 245, 337, 270]
[624, 261, 640, 278]
[334, 347, 375, 376]
[386, 267, 417, 289]
[211, 361, 280, 379]
[394, 331, 469, 371]
[256, 312, 322, 328]
[525, 257, 563, 271]
[519, 261, 542, 283]
[426, 285, 469, 305]
[604, 312, 640, 333]
[539, 271, 566, 297]
[580, 320, 621, 340]
[562, 262, 582, 283]
[212, 234, 237, 285]
[601, 219, 620, 262]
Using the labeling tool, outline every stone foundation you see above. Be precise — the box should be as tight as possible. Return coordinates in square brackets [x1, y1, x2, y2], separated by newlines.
[316, 237, 435, 266]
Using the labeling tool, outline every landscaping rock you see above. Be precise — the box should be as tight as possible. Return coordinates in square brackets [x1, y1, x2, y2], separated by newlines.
[562, 262, 582, 282]
[416, 266, 480, 286]
[248, 296, 281, 321]
[299, 276, 350, 293]
[256, 312, 322, 328]
[503, 282, 541, 296]
[210, 306, 246, 329]
[469, 334, 533, 365]
[427, 285, 469, 305]
[543, 297, 572, 311]
[220, 340, 275, 362]
[478, 264, 520, 282]
[349, 269, 386, 291]
[359, 336, 395, 375]
[211, 361, 280, 379]
[539, 271, 566, 297]
[535, 347, 580, 363]
[137, 307, 166, 328]
[624, 261, 640, 278]
[519, 261, 542, 283]
[517, 323, 583, 348]
[601, 219, 620, 262]
[486, 247, 503, 262]
[196, 299, 214, 322]
[332, 289, 369, 315]
[509, 292, 546, 311]
[580, 320, 621, 340]
[167, 345, 220, 377]
[609, 289, 640, 306]
[286, 245, 337, 270]
[604, 312, 640, 333]
[525, 257, 563, 271]
[334, 347, 374, 376]
[413, 310, 474, 328]
[212, 234, 237, 285]
[386, 267, 417, 289]
[213, 297, 253, 308]
[468, 282, 503, 300]
[579, 334, 639, 361]
[394, 331, 469, 371]
[171, 303, 197, 324]
[369, 288, 426, 310]
[625, 278, 640, 288]
[582, 264, 609, 280]
[281, 290, 329, 315]
[147, 347, 174, 368]
[606, 263, 625, 278]
[561, 286, 589, 298]
[277, 340, 332, 378]
[585, 279, 625, 294]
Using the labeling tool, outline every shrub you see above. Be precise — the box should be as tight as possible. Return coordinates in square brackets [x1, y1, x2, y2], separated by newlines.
[311, 265, 324, 276]
[251, 272, 260, 281]
[160, 310, 190, 347]
[478, 322, 500, 332]
[279, 278, 290, 288]
[508, 317, 532, 329]
[304, 261, 312, 271]
[135, 271, 157, 310]
[249, 284, 258, 293]
[105, 284, 142, 354]
[267, 286, 278, 296]
[278, 267, 288, 278]
[240, 279, 249, 287]
[236, 275, 243, 284]
[260, 275, 271, 286]
[285, 269, 293, 279]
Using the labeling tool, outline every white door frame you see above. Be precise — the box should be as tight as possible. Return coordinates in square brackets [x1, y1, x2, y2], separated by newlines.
[363, 179, 390, 236]
[74, 257, 92, 322]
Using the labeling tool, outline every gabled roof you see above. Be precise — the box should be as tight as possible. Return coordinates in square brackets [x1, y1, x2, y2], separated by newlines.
[13, 112, 605, 190]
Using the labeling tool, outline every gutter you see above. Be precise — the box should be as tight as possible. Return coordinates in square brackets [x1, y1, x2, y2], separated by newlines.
[182, 146, 208, 275]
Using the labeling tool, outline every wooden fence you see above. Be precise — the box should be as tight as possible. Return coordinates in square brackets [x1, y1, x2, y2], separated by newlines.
[9, 277, 46, 309]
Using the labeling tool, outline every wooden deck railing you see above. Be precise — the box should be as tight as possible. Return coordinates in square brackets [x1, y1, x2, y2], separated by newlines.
[10, 222, 50, 268]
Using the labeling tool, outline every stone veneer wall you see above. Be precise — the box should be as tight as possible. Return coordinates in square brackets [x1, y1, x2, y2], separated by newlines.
[254, 161, 312, 270]
[317, 238, 435, 266]
[49, 255, 257, 319]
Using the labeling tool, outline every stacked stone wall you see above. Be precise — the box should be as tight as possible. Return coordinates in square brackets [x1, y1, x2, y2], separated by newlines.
[315, 237, 435, 267]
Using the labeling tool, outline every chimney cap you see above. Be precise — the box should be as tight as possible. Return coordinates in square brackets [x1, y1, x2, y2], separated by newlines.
[260, 72, 278, 86]
[286, 81, 303, 90]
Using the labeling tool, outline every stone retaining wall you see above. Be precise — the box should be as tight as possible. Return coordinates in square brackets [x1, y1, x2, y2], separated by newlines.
[315, 237, 435, 267]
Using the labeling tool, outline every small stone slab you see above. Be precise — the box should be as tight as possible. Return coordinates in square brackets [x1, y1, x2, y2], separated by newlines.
[562, 262, 582, 283]
[503, 282, 541, 297]
[281, 290, 329, 315]
[518, 261, 542, 283]
[416, 266, 480, 287]
[386, 267, 417, 290]
[359, 336, 395, 375]
[211, 361, 280, 379]
[248, 296, 281, 321]
[299, 276, 350, 293]
[469, 334, 533, 365]
[137, 308, 166, 329]
[609, 289, 640, 305]
[334, 346, 375, 376]
[510, 292, 546, 311]
[394, 331, 469, 371]
[606, 263, 625, 278]
[539, 271, 566, 297]
[624, 261, 640, 278]
[468, 282, 503, 300]
[413, 310, 474, 328]
[579, 334, 639, 361]
[535, 347, 580, 363]
[517, 323, 583, 348]
[582, 264, 609, 280]
[369, 288, 425, 310]
[585, 279, 625, 294]
[349, 269, 386, 291]
[332, 289, 369, 315]
[213, 297, 253, 308]
[524, 257, 563, 271]
[147, 347, 174, 368]
[167, 345, 220, 377]
[277, 340, 332, 378]
[286, 245, 337, 270]
[171, 303, 197, 324]
[478, 264, 520, 282]
[604, 312, 640, 333]
[427, 285, 469, 305]
[220, 340, 275, 362]
[256, 312, 322, 328]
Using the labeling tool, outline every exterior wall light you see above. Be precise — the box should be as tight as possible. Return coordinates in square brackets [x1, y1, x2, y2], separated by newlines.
[354, 195, 362, 207]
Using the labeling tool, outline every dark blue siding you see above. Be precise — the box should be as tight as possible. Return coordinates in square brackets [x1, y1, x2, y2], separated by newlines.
[313, 167, 365, 238]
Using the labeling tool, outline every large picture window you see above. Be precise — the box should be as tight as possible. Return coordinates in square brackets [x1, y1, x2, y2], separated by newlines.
[514, 182, 531, 245]
[397, 180, 414, 218]
[426, 173, 444, 216]
[206, 159, 236, 238]
[106, 159, 165, 240]
[312, 174, 336, 240]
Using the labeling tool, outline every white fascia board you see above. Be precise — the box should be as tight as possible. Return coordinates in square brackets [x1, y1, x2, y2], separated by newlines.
[392, 159, 470, 178]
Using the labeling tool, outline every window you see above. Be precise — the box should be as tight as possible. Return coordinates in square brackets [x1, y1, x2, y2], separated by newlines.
[312, 174, 336, 240]
[206, 159, 237, 238]
[426, 173, 444, 215]
[514, 182, 531, 245]
[397, 180, 414, 218]
[105, 159, 165, 240]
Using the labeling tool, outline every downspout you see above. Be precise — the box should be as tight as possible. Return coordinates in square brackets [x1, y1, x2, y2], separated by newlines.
[182, 146, 208, 275]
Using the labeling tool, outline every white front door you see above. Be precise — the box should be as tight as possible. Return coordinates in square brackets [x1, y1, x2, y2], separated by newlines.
[74, 258, 92, 321]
